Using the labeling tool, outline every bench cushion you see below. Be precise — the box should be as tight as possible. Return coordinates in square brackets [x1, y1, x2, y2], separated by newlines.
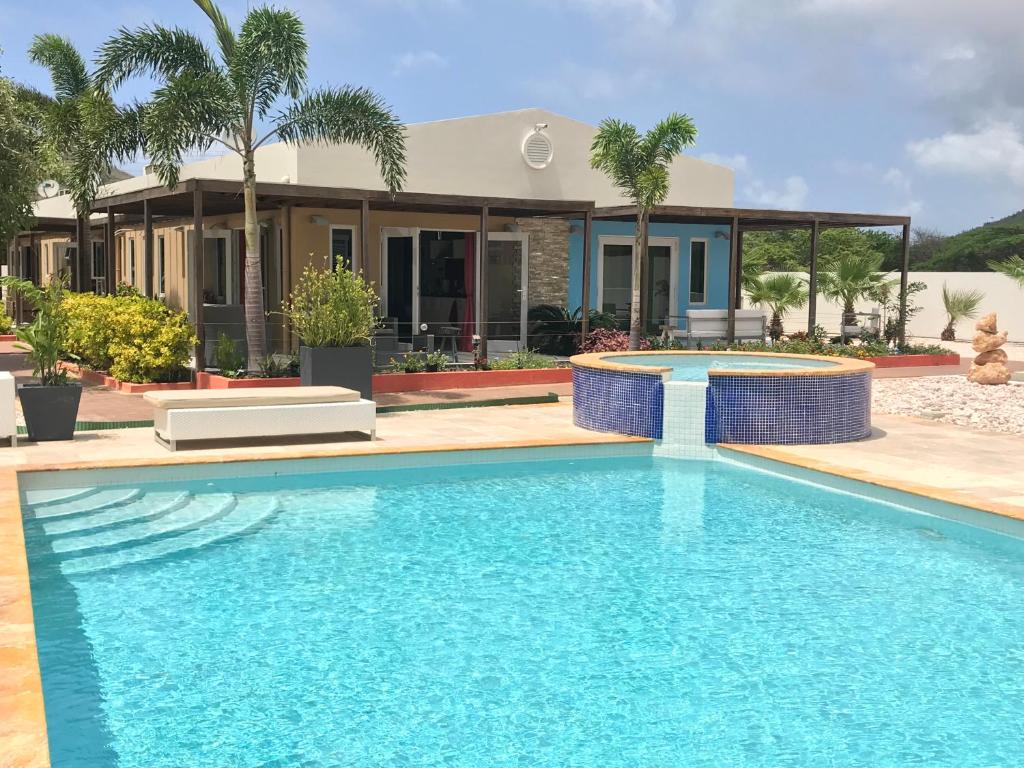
[144, 386, 360, 410]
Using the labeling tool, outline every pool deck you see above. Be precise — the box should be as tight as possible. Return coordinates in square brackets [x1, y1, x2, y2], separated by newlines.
[3, 401, 1024, 767]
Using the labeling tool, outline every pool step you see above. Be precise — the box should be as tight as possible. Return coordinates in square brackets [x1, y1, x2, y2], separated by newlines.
[41, 492, 191, 537]
[49, 494, 236, 556]
[29, 488, 144, 520]
[22, 487, 97, 508]
[60, 495, 281, 576]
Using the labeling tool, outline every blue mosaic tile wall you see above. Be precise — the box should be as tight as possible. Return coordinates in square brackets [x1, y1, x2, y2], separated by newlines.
[706, 372, 872, 444]
[572, 365, 664, 439]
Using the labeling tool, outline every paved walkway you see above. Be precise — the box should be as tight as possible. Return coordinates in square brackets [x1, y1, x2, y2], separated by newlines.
[727, 413, 1024, 520]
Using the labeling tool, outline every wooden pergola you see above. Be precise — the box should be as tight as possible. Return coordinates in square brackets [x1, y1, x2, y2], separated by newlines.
[91, 179, 593, 365]
[591, 205, 912, 344]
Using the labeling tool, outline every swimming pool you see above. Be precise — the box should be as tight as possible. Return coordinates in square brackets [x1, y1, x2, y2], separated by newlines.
[603, 352, 840, 381]
[21, 450, 1024, 767]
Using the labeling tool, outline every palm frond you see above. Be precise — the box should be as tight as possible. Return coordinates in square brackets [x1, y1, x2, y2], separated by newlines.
[233, 6, 307, 118]
[640, 112, 697, 166]
[746, 273, 808, 313]
[275, 86, 406, 193]
[94, 26, 216, 90]
[28, 34, 89, 101]
[941, 283, 984, 322]
[988, 255, 1024, 288]
[143, 71, 236, 186]
[193, 0, 237, 61]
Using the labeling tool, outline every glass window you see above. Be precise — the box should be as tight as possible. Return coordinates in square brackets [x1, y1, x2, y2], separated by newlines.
[601, 243, 633, 330]
[157, 236, 166, 295]
[92, 242, 105, 277]
[689, 240, 707, 304]
[128, 239, 136, 285]
[330, 228, 353, 271]
[646, 244, 672, 333]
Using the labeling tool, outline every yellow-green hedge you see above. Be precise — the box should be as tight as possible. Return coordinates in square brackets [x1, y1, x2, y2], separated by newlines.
[63, 293, 197, 383]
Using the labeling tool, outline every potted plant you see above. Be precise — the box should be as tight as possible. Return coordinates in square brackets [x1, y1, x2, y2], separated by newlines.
[281, 258, 378, 398]
[0, 274, 81, 440]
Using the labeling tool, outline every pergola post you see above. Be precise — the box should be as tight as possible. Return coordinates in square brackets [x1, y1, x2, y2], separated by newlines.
[190, 187, 206, 371]
[105, 208, 115, 295]
[726, 216, 739, 343]
[580, 209, 593, 342]
[359, 198, 370, 275]
[478, 204, 490, 362]
[281, 204, 293, 352]
[807, 219, 820, 333]
[74, 217, 85, 291]
[734, 228, 744, 309]
[898, 221, 911, 348]
[143, 199, 155, 298]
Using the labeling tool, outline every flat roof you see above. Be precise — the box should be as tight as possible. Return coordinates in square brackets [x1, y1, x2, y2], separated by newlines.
[593, 204, 910, 230]
[89, 178, 594, 219]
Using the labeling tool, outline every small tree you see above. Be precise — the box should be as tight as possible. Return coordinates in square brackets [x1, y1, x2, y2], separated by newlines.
[988, 255, 1024, 289]
[940, 283, 984, 341]
[96, 0, 407, 369]
[590, 114, 697, 350]
[818, 248, 893, 327]
[280, 259, 378, 348]
[746, 274, 808, 341]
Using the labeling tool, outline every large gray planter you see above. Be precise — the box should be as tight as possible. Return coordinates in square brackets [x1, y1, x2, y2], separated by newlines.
[19, 383, 82, 441]
[299, 345, 372, 399]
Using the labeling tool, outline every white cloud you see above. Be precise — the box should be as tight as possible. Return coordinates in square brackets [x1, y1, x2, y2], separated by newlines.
[907, 122, 1024, 187]
[698, 153, 749, 174]
[392, 50, 448, 76]
[526, 62, 656, 105]
[743, 176, 809, 209]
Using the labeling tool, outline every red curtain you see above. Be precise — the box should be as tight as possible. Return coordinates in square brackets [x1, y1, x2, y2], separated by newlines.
[461, 233, 476, 351]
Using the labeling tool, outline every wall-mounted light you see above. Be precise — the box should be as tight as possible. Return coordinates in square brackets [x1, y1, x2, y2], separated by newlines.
[714, 230, 730, 240]
[503, 223, 521, 233]
[309, 215, 329, 226]
[569, 224, 584, 235]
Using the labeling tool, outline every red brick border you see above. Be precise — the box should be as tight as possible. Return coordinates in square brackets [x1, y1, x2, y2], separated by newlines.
[866, 353, 960, 368]
[196, 368, 573, 392]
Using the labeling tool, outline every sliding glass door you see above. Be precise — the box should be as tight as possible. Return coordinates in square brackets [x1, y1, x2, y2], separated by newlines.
[485, 233, 528, 353]
[598, 236, 679, 334]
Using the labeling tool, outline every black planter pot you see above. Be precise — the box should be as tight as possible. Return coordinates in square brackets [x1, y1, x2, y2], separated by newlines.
[299, 345, 372, 399]
[18, 383, 82, 441]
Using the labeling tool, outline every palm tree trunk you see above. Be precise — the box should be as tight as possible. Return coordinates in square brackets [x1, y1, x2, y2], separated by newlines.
[628, 209, 648, 351]
[242, 152, 266, 370]
[770, 311, 783, 341]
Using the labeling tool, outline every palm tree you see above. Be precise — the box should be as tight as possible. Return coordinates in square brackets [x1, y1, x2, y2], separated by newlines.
[96, 0, 407, 369]
[28, 34, 141, 292]
[940, 283, 984, 341]
[988, 255, 1024, 289]
[590, 114, 697, 350]
[746, 274, 808, 341]
[817, 247, 893, 328]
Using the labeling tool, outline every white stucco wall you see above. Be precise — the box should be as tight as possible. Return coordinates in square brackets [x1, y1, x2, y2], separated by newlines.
[768, 271, 1024, 342]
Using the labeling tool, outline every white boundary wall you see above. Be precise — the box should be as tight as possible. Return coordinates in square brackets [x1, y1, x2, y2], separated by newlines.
[768, 272, 1024, 342]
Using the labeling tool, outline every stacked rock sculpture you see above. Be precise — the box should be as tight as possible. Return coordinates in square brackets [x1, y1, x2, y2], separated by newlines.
[968, 313, 1011, 385]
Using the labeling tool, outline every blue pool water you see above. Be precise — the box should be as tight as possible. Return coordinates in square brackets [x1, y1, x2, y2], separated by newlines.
[604, 353, 838, 381]
[23, 455, 1024, 767]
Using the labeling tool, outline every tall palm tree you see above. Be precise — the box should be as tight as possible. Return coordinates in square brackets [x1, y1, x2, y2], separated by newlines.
[940, 283, 984, 341]
[28, 34, 141, 292]
[95, 0, 407, 369]
[817, 247, 893, 328]
[988, 255, 1024, 289]
[590, 114, 697, 350]
[746, 273, 808, 341]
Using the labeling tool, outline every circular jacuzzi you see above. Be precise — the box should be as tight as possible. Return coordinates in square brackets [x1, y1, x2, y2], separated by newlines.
[570, 351, 874, 445]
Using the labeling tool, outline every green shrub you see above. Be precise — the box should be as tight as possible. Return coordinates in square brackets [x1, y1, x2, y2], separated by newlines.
[0, 313, 13, 335]
[280, 258, 379, 348]
[424, 351, 450, 372]
[214, 333, 246, 378]
[489, 349, 555, 370]
[62, 292, 197, 383]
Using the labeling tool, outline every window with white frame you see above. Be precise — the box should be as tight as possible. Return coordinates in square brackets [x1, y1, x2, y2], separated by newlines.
[689, 239, 707, 304]
[128, 238, 136, 286]
[330, 227, 353, 271]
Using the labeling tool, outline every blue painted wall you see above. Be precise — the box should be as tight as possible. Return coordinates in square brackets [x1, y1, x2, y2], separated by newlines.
[567, 220, 731, 318]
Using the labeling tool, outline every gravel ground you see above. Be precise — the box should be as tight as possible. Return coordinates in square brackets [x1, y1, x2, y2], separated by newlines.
[873, 376, 1024, 435]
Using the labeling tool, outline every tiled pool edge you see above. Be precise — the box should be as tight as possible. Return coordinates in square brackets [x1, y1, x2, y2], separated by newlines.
[720, 444, 1024, 526]
[0, 468, 51, 768]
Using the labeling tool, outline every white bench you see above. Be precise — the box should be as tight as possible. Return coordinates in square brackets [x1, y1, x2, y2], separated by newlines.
[664, 309, 766, 346]
[144, 386, 376, 451]
[0, 372, 16, 447]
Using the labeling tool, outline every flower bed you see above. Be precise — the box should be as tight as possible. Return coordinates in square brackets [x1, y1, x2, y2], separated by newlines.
[59, 362, 194, 393]
[866, 353, 961, 368]
[196, 368, 572, 391]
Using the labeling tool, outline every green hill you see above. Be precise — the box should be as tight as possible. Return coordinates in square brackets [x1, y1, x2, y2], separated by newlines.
[921, 210, 1024, 271]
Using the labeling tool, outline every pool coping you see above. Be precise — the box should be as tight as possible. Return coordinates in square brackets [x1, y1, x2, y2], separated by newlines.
[570, 350, 875, 378]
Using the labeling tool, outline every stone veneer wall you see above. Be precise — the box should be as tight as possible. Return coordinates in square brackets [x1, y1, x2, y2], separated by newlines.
[515, 218, 569, 310]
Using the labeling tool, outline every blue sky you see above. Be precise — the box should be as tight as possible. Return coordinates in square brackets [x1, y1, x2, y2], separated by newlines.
[2, 0, 1021, 233]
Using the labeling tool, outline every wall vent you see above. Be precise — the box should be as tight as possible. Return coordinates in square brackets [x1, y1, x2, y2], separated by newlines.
[522, 128, 553, 170]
